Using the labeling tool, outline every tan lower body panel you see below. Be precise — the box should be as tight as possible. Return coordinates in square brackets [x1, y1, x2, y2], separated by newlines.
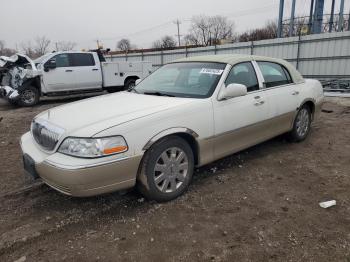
[198, 112, 294, 165]
[36, 155, 142, 197]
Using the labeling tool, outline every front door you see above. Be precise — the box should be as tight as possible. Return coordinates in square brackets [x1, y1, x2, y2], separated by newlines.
[212, 62, 272, 160]
[42, 53, 76, 92]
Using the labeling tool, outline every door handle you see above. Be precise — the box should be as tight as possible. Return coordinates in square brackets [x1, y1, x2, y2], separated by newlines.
[65, 69, 73, 72]
[292, 91, 299, 95]
[254, 101, 265, 106]
[92, 68, 99, 71]
[254, 96, 261, 99]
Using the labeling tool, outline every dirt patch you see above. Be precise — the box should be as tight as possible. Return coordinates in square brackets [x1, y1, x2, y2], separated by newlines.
[0, 97, 350, 262]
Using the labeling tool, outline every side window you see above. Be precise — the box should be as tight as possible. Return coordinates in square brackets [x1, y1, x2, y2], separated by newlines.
[257, 61, 293, 88]
[71, 53, 95, 66]
[225, 62, 259, 92]
[48, 54, 70, 67]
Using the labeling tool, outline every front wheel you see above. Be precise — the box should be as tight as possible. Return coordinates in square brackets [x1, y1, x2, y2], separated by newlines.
[18, 86, 40, 107]
[288, 105, 311, 142]
[137, 136, 194, 202]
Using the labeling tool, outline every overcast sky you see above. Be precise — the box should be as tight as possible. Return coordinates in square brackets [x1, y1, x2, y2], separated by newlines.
[0, 0, 348, 51]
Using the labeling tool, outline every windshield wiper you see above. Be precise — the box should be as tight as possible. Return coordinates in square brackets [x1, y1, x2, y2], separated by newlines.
[143, 91, 175, 97]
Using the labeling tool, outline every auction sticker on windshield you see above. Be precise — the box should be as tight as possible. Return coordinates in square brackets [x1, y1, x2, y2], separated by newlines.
[200, 68, 224, 75]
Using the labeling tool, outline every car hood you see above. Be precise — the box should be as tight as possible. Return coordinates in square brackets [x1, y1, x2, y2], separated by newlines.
[0, 53, 37, 70]
[36, 92, 196, 137]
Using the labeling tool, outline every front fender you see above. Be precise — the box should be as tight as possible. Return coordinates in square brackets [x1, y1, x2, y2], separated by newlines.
[142, 127, 199, 150]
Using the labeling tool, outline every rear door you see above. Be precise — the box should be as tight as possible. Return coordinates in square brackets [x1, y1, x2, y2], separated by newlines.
[255, 61, 301, 132]
[42, 53, 76, 92]
[212, 62, 272, 160]
[70, 53, 102, 90]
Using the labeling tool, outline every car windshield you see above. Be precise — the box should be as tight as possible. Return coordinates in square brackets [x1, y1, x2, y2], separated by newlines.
[134, 62, 226, 98]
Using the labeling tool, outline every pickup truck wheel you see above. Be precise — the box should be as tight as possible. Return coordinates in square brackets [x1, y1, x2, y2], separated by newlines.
[137, 136, 194, 202]
[18, 86, 39, 107]
[124, 79, 136, 90]
[289, 105, 311, 142]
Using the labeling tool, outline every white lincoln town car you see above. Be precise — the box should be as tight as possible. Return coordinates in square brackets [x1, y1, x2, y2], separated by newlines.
[20, 55, 324, 201]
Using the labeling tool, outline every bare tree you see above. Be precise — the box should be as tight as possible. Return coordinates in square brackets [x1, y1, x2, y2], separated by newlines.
[185, 15, 235, 46]
[183, 34, 200, 46]
[0, 40, 16, 56]
[33, 36, 51, 56]
[56, 41, 76, 51]
[238, 21, 277, 42]
[116, 38, 131, 52]
[0, 40, 4, 52]
[20, 41, 36, 58]
[152, 35, 177, 49]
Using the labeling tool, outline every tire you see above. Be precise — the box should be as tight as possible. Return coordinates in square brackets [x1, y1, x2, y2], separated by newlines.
[137, 136, 194, 202]
[8, 99, 18, 106]
[124, 78, 137, 90]
[18, 86, 39, 107]
[288, 105, 312, 142]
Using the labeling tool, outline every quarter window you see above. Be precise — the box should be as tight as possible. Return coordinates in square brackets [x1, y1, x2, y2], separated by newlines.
[71, 53, 95, 66]
[225, 62, 259, 92]
[257, 61, 293, 88]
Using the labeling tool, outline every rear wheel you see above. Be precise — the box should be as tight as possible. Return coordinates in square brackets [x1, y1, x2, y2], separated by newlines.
[124, 78, 137, 90]
[288, 105, 311, 142]
[18, 86, 39, 107]
[137, 136, 194, 202]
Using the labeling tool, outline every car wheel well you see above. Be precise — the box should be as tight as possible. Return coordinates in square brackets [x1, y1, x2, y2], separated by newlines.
[22, 77, 41, 95]
[175, 133, 199, 166]
[143, 132, 199, 166]
[124, 76, 139, 85]
[301, 101, 315, 119]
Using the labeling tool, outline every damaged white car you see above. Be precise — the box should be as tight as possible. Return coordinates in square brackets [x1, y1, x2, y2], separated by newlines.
[0, 51, 152, 107]
[0, 54, 41, 106]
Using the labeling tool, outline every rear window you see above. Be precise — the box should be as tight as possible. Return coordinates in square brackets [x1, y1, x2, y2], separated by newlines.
[71, 53, 95, 66]
[257, 61, 293, 88]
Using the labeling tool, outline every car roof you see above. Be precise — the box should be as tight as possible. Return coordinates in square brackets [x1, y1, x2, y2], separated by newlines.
[173, 54, 304, 83]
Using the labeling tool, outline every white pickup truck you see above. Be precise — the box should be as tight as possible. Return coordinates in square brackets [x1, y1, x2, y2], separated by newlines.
[0, 50, 152, 106]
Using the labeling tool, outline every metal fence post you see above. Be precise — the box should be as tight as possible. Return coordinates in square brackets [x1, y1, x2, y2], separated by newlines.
[125, 52, 128, 61]
[141, 50, 144, 61]
[185, 46, 188, 57]
[214, 45, 217, 55]
[277, 0, 285, 38]
[161, 51, 164, 65]
[250, 41, 254, 55]
[296, 33, 301, 70]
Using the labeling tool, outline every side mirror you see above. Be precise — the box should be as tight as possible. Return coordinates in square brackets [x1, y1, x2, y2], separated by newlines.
[44, 59, 56, 72]
[218, 83, 248, 100]
[135, 79, 142, 85]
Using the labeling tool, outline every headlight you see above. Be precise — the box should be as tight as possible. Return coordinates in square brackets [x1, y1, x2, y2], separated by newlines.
[58, 136, 128, 158]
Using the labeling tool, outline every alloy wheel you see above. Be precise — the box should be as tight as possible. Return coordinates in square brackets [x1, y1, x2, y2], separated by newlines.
[153, 147, 189, 193]
[296, 108, 310, 137]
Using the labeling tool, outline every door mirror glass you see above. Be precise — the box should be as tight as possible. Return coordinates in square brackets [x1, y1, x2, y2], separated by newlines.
[218, 83, 247, 100]
[135, 79, 142, 85]
[44, 59, 57, 71]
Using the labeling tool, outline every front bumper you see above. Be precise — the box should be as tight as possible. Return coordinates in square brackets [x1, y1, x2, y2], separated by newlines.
[20, 132, 142, 197]
[0, 85, 20, 101]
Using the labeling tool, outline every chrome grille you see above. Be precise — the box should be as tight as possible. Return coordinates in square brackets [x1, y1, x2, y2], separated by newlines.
[31, 118, 65, 151]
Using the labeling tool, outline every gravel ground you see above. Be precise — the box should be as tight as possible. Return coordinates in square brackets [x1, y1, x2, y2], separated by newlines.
[0, 96, 349, 262]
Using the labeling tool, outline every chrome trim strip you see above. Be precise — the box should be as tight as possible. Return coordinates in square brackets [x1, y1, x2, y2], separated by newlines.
[143, 127, 199, 150]
[44, 155, 134, 170]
